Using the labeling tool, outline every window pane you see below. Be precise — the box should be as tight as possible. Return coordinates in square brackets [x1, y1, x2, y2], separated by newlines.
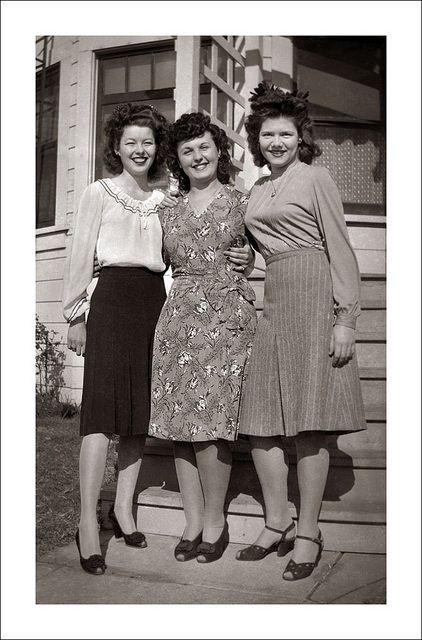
[36, 64, 59, 228]
[128, 54, 152, 92]
[313, 125, 385, 206]
[103, 58, 126, 95]
[37, 144, 57, 227]
[36, 86, 59, 143]
[153, 50, 176, 89]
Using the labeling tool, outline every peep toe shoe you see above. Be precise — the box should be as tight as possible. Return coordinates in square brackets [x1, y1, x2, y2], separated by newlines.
[282, 530, 324, 581]
[236, 521, 296, 561]
[196, 522, 229, 564]
[174, 531, 203, 562]
[109, 507, 147, 548]
[75, 530, 106, 575]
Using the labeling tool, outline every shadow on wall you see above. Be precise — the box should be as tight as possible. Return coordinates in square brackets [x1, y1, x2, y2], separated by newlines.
[134, 435, 356, 517]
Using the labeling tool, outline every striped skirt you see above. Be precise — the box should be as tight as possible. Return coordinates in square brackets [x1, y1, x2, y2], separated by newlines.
[80, 266, 166, 437]
[239, 248, 367, 437]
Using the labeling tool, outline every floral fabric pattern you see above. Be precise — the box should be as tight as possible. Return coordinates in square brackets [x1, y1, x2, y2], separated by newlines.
[149, 185, 257, 442]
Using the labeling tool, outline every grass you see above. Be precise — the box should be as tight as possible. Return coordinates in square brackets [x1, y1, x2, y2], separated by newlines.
[36, 411, 117, 557]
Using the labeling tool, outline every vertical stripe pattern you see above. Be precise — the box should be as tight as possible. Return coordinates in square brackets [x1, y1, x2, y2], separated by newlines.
[239, 248, 366, 437]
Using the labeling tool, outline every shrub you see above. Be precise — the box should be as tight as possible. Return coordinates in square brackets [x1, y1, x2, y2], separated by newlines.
[36, 315, 66, 407]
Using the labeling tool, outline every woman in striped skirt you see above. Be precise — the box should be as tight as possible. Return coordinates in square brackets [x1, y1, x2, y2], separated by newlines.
[237, 83, 366, 581]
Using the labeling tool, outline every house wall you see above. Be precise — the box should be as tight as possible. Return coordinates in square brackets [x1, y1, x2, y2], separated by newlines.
[36, 36, 176, 402]
[36, 36, 386, 439]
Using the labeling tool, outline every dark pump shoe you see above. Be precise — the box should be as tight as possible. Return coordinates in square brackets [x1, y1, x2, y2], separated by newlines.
[283, 530, 324, 581]
[174, 531, 203, 562]
[108, 507, 147, 548]
[75, 530, 106, 575]
[196, 522, 229, 564]
[236, 521, 296, 561]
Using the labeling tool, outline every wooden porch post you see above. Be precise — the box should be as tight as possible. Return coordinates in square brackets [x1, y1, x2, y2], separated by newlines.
[174, 36, 201, 118]
[241, 36, 264, 191]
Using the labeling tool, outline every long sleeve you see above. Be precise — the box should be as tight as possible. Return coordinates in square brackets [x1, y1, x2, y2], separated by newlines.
[312, 167, 361, 329]
[62, 182, 103, 322]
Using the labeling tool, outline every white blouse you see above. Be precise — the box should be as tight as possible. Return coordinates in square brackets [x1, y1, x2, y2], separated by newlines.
[62, 179, 165, 322]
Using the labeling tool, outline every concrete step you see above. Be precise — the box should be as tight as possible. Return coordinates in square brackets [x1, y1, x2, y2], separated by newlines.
[100, 485, 385, 555]
[100, 436, 385, 554]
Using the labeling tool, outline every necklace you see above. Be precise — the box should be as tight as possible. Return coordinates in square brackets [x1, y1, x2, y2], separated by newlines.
[269, 161, 300, 198]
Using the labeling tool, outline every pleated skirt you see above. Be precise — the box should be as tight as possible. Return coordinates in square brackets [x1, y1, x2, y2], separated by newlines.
[239, 248, 367, 437]
[80, 267, 166, 437]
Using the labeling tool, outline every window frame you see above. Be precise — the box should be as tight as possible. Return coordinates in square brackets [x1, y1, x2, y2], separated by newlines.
[94, 40, 177, 180]
[292, 37, 386, 215]
[36, 62, 60, 229]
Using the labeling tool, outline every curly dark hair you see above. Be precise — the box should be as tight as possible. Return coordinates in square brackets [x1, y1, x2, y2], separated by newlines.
[103, 103, 169, 179]
[167, 112, 233, 192]
[245, 82, 321, 166]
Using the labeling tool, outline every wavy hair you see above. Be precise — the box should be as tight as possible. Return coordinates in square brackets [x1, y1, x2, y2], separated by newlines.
[167, 112, 233, 192]
[103, 103, 169, 179]
[245, 82, 321, 166]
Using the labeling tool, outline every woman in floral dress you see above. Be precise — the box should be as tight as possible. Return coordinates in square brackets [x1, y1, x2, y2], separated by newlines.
[149, 113, 257, 563]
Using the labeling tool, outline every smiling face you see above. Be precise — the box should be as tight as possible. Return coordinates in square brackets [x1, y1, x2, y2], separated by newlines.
[116, 124, 157, 177]
[176, 131, 219, 186]
[259, 116, 300, 172]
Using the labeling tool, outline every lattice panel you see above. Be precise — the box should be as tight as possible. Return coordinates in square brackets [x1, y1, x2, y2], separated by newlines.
[313, 126, 385, 205]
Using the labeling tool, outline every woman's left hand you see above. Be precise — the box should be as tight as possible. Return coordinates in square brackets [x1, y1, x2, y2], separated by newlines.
[224, 238, 255, 274]
[159, 192, 179, 208]
[329, 324, 356, 367]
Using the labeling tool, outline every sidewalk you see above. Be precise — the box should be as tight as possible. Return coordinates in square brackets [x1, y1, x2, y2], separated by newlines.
[36, 531, 386, 604]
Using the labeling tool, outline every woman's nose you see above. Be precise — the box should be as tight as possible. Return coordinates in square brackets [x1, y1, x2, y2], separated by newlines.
[192, 148, 203, 162]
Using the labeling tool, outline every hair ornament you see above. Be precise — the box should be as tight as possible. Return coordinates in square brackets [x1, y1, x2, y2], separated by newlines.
[249, 81, 310, 111]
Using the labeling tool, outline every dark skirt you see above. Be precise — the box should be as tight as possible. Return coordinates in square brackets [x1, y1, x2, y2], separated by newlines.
[239, 248, 367, 437]
[80, 267, 166, 437]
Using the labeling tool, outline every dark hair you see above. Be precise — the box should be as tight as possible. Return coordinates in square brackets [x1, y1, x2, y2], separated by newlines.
[167, 112, 232, 192]
[103, 103, 169, 179]
[245, 82, 321, 166]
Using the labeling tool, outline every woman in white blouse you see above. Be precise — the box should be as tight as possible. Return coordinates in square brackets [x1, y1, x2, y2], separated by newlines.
[63, 103, 176, 575]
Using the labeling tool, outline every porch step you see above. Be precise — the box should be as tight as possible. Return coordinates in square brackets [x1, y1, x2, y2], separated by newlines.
[100, 436, 385, 554]
[100, 485, 385, 554]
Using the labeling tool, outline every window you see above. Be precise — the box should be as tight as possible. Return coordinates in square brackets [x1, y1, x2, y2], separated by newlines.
[95, 42, 177, 181]
[36, 63, 60, 228]
[293, 37, 386, 214]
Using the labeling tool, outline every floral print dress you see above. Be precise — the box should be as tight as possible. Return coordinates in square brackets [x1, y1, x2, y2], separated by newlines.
[149, 185, 257, 442]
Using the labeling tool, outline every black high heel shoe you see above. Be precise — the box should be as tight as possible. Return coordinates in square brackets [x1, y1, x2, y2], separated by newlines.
[236, 521, 296, 561]
[75, 530, 106, 575]
[108, 507, 147, 548]
[174, 531, 203, 562]
[196, 522, 229, 564]
[283, 530, 324, 581]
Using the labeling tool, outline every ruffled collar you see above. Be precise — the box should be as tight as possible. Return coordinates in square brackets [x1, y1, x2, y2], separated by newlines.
[99, 179, 164, 227]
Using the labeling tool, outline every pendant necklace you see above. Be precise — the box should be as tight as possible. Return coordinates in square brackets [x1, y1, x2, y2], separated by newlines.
[270, 160, 299, 198]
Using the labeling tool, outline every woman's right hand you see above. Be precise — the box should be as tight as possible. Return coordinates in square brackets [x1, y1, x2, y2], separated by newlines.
[67, 315, 86, 356]
[159, 191, 179, 208]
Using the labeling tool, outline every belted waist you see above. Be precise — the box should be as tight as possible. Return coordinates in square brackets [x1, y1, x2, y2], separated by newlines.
[172, 271, 256, 330]
[265, 246, 325, 266]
